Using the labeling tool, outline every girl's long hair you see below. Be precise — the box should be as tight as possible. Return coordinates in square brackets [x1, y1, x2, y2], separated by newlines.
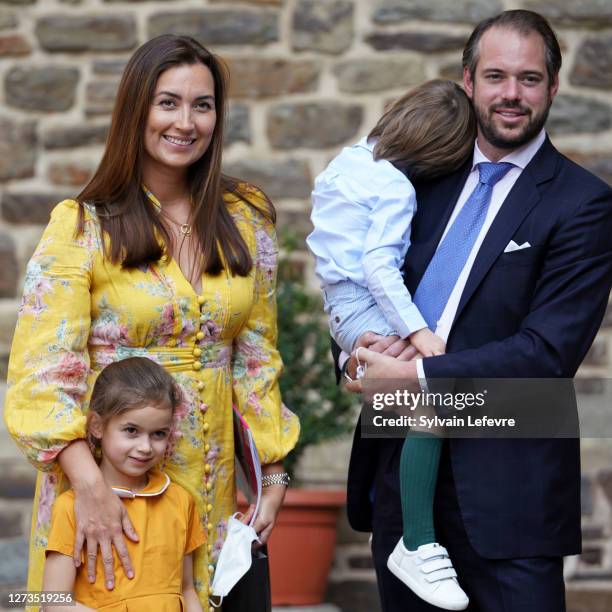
[77, 34, 273, 277]
[368, 79, 476, 180]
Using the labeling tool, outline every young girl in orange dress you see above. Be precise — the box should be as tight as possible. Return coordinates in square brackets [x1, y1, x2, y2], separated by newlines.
[42, 357, 205, 612]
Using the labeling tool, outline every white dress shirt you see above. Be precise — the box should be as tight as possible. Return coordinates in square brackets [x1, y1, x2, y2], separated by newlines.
[415, 129, 547, 383]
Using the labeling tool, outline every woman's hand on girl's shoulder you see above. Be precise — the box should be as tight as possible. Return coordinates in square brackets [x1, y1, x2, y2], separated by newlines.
[72, 473, 138, 589]
[59, 440, 138, 590]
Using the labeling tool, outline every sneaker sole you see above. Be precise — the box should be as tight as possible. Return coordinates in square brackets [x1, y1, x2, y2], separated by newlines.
[386, 554, 469, 611]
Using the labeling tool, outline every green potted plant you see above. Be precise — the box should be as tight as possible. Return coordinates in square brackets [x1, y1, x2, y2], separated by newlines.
[276, 231, 357, 477]
[266, 231, 359, 605]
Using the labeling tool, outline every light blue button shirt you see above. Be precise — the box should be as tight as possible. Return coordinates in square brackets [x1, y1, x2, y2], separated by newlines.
[307, 137, 427, 347]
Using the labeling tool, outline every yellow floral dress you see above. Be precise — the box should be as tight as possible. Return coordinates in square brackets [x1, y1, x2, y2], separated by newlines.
[4, 188, 300, 610]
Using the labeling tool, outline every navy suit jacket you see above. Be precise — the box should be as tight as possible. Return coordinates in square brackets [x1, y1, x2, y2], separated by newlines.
[343, 137, 612, 559]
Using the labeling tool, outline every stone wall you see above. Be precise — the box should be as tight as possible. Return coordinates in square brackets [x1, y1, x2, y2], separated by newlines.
[0, 0, 611, 609]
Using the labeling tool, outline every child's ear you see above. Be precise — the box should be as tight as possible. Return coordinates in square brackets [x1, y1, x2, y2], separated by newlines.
[88, 413, 104, 441]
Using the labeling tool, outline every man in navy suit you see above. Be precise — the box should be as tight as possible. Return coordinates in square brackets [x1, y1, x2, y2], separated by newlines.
[340, 9, 612, 612]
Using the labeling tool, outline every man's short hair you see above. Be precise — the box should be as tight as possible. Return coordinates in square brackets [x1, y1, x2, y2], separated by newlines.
[462, 9, 562, 83]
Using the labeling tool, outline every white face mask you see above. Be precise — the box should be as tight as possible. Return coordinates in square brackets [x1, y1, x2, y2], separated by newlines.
[210, 514, 260, 600]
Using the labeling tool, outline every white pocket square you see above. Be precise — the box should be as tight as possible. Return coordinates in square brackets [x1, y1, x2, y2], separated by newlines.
[504, 240, 531, 253]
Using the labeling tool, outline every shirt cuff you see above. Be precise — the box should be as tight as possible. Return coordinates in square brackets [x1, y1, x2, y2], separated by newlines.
[416, 358, 429, 392]
[389, 304, 429, 340]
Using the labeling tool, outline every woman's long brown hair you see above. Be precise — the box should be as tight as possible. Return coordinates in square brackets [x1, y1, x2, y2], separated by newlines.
[77, 34, 273, 276]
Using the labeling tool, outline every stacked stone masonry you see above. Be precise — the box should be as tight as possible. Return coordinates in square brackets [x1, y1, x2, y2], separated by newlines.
[0, 0, 611, 608]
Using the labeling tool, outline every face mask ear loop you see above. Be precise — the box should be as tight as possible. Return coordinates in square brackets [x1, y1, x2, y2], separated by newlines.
[355, 346, 367, 379]
[209, 595, 223, 608]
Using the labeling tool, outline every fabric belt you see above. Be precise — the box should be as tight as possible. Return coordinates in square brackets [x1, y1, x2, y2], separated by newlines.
[89, 341, 232, 372]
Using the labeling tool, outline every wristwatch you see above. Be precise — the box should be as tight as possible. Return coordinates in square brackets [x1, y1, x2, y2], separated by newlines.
[261, 472, 291, 487]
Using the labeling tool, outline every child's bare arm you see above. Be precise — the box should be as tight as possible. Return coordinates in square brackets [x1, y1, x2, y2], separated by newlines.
[182, 554, 204, 612]
[42, 552, 95, 612]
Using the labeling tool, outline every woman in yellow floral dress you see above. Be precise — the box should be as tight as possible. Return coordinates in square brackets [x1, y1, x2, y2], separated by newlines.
[4, 34, 299, 610]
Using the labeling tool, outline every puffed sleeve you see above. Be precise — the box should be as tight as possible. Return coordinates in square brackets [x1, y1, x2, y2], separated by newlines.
[4, 200, 95, 472]
[231, 193, 300, 465]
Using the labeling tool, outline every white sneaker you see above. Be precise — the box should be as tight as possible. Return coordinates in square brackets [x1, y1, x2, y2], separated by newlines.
[387, 539, 469, 610]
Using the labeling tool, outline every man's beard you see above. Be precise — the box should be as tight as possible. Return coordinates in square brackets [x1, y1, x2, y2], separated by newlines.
[474, 98, 552, 150]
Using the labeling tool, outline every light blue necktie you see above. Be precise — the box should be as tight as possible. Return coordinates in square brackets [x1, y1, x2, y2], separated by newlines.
[413, 162, 514, 330]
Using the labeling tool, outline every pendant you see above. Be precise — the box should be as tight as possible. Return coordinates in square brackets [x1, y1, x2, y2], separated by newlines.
[180, 224, 192, 236]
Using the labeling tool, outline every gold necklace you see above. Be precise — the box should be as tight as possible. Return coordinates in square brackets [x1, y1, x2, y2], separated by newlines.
[160, 207, 192, 236]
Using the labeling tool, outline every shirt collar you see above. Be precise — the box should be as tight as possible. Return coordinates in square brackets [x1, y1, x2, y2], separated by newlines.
[357, 136, 375, 152]
[472, 128, 546, 171]
[111, 471, 170, 499]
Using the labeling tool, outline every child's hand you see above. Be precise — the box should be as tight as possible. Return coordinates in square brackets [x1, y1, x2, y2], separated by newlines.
[409, 328, 446, 357]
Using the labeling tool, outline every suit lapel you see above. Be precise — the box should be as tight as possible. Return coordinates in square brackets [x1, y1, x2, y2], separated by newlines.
[453, 137, 560, 323]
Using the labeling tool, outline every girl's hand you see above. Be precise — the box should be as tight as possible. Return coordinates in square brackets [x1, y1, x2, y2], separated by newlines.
[409, 328, 446, 357]
[182, 554, 203, 612]
[72, 473, 138, 589]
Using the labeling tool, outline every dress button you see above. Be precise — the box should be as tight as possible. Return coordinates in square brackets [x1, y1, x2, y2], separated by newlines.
[207, 503, 212, 512]
[209, 607, 215, 612]
[192, 361, 201, 371]
[208, 564, 214, 574]
[207, 523, 213, 532]
[196, 331, 205, 341]
[197, 380, 205, 390]
[207, 544, 212, 554]
[204, 443, 210, 453]
[203, 422, 209, 432]
[206, 482, 212, 492]
[197, 295, 205, 305]
[200, 403, 208, 413]
[204, 463, 211, 474]
[193, 348, 202, 358]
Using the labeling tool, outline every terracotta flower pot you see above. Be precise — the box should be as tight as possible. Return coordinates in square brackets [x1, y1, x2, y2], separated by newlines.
[267, 488, 347, 606]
